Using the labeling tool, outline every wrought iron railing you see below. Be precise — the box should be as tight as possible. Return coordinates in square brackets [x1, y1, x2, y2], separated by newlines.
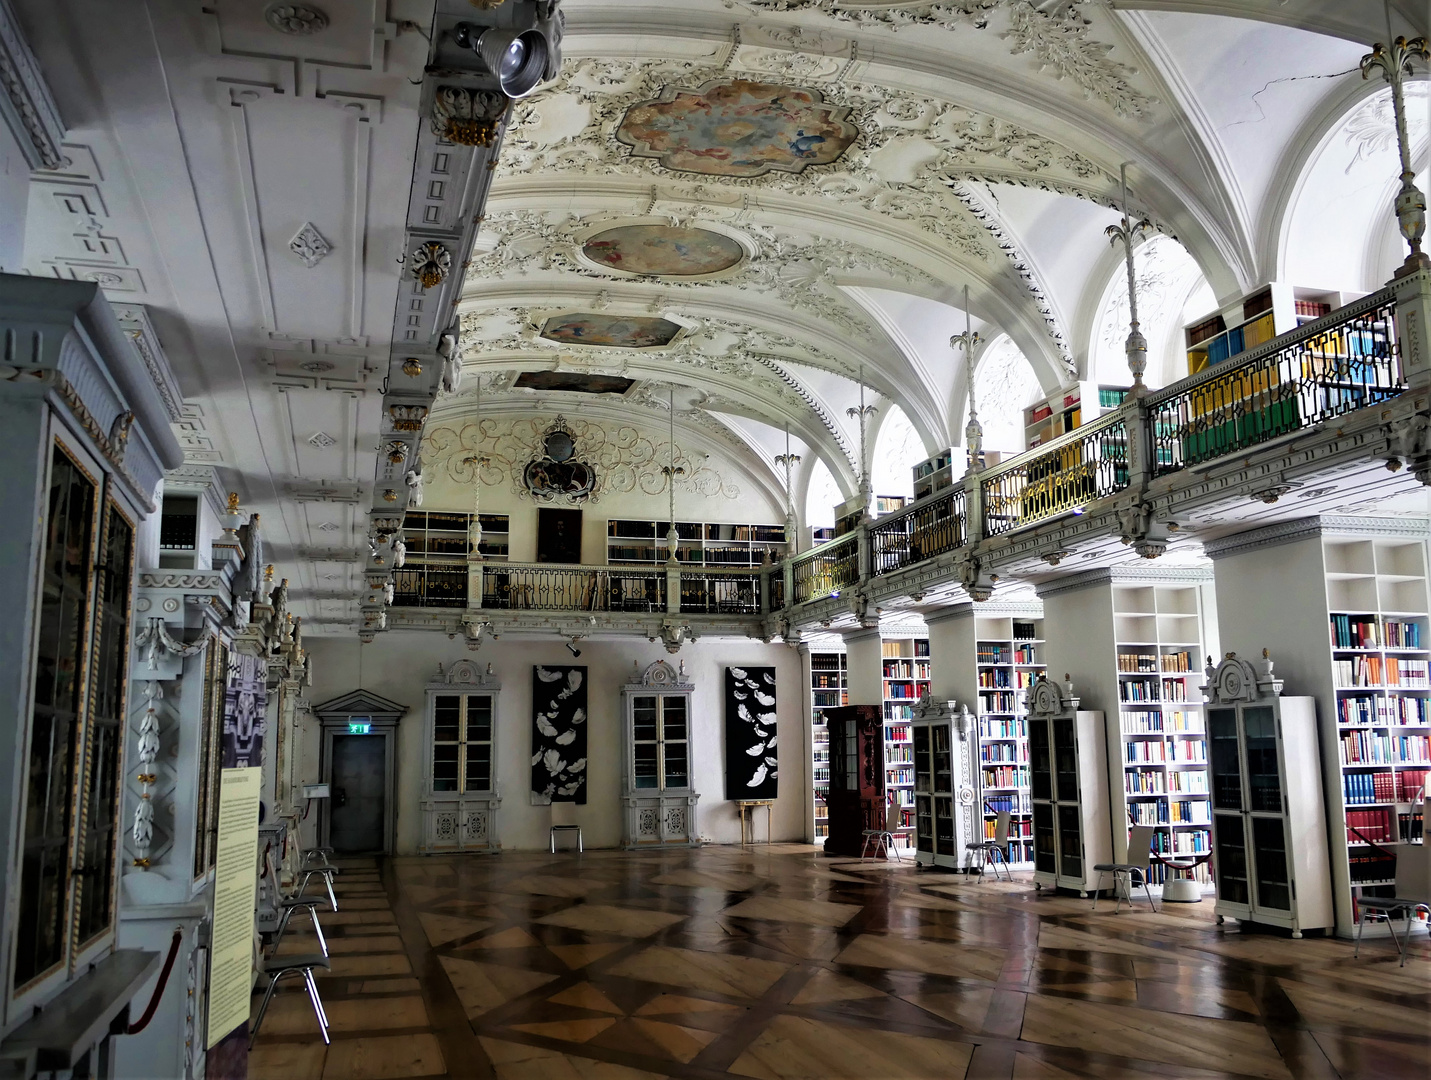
[481, 564, 666, 612]
[679, 570, 762, 615]
[767, 568, 785, 611]
[391, 565, 468, 608]
[981, 411, 1131, 536]
[869, 485, 967, 576]
[791, 534, 859, 604]
[1146, 288, 1400, 476]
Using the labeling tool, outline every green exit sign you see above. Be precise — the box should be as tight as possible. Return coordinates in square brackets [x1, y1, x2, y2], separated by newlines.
[348, 720, 372, 735]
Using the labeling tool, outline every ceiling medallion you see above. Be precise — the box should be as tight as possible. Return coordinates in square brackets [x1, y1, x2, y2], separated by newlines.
[300, 360, 335, 373]
[583, 225, 744, 277]
[524, 417, 596, 503]
[408, 241, 452, 289]
[616, 79, 858, 178]
[539, 313, 682, 348]
[264, 4, 329, 35]
[289, 222, 331, 267]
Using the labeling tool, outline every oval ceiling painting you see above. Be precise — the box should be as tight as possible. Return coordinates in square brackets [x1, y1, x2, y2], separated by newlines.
[583, 225, 745, 278]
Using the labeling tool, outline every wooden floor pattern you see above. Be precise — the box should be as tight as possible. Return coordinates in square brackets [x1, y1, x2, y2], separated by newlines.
[249, 846, 1431, 1079]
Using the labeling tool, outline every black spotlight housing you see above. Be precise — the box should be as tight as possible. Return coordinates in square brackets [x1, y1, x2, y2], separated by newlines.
[453, 22, 550, 98]
[565, 641, 581, 658]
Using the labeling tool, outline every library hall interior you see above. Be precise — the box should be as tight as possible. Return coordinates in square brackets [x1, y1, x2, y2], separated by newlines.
[8, 0, 1431, 1078]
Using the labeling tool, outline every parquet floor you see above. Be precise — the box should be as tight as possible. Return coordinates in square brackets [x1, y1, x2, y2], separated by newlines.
[249, 846, 1431, 1079]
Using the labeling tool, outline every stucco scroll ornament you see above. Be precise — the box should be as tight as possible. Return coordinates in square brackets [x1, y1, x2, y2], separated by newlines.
[265, 4, 329, 34]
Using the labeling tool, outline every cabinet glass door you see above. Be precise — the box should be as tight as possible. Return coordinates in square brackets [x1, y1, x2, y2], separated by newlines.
[1052, 718, 1078, 803]
[1208, 708, 1241, 811]
[1033, 803, 1055, 873]
[935, 797, 955, 856]
[915, 794, 934, 853]
[1057, 804, 1082, 879]
[913, 726, 932, 793]
[1250, 815, 1291, 912]
[1242, 707, 1282, 813]
[933, 726, 952, 793]
[1213, 813, 1249, 905]
[1029, 719, 1052, 800]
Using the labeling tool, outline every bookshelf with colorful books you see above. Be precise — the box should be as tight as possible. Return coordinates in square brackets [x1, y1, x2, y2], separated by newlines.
[882, 635, 931, 850]
[1039, 567, 1216, 890]
[1023, 382, 1129, 451]
[929, 604, 1045, 868]
[1183, 283, 1347, 376]
[809, 649, 848, 843]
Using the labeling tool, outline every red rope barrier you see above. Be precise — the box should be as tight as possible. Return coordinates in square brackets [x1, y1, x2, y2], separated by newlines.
[126, 926, 183, 1035]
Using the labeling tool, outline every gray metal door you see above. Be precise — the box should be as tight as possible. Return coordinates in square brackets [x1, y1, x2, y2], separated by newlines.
[329, 734, 387, 853]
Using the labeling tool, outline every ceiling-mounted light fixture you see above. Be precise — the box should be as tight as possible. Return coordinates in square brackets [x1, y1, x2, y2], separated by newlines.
[565, 640, 581, 658]
[453, 21, 549, 98]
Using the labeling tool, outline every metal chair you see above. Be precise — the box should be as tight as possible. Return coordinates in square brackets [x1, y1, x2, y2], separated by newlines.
[861, 796, 907, 861]
[274, 894, 332, 958]
[296, 850, 340, 912]
[967, 810, 1014, 882]
[249, 953, 331, 1048]
[549, 802, 583, 853]
[1354, 803, 1430, 967]
[1092, 824, 1159, 913]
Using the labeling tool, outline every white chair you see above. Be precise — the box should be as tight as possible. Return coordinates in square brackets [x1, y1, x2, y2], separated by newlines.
[861, 796, 907, 861]
[966, 811, 1014, 882]
[1092, 824, 1159, 913]
[549, 801, 583, 853]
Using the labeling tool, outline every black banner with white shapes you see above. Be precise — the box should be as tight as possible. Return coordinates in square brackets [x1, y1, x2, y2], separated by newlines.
[725, 666, 778, 799]
[531, 665, 588, 804]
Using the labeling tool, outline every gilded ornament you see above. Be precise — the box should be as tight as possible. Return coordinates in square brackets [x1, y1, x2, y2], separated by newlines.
[431, 86, 509, 147]
[227, 491, 241, 513]
[409, 241, 452, 289]
[402, 358, 423, 377]
[382, 489, 398, 502]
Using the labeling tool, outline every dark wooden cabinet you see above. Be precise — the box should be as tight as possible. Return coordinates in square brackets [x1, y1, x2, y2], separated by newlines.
[823, 705, 885, 857]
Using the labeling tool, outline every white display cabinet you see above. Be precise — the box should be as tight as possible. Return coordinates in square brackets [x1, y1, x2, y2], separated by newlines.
[1027, 675, 1111, 895]
[1203, 652, 1333, 937]
[421, 660, 502, 853]
[912, 697, 978, 870]
[621, 660, 700, 848]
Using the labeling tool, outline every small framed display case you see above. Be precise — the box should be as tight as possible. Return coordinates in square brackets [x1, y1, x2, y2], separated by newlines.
[621, 661, 701, 848]
[1028, 675, 1112, 895]
[421, 660, 502, 853]
[912, 697, 979, 870]
[1204, 651, 1333, 937]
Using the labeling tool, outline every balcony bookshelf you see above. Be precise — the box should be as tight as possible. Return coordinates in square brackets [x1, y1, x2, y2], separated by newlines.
[402, 511, 509, 563]
[810, 650, 848, 843]
[1183, 282, 1348, 376]
[1023, 381, 1129, 451]
[607, 519, 787, 567]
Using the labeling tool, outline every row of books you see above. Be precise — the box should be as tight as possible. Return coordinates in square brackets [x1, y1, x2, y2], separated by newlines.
[1116, 651, 1196, 673]
[811, 655, 844, 671]
[1014, 645, 1040, 664]
[1330, 614, 1424, 649]
[1338, 695, 1430, 726]
[980, 717, 1025, 738]
[978, 670, 1013, 689]
[811, 674, 845, 688]
[884, 682, 926, 699]
[977, 645, 1012, 664]
[981, 744, 1028, 764]
[883, 660, 930, 679]
[1343, 771, 1396, 805]
[983, 765, 1028, 789]
[984, 794, 1030, 815]
[1349, 852, 1397, 885]
[983, 818, 1033, 840]
[884, 723, 912, 741]
[1126, 769, 1166, 795]
[1333, 656, 1430, 688]
[1168, 771, 1209, 794]
[1341, 731, 1431, 765]
[1397, 768, 1429, 800]
[1129, 801, 1210, 826]
[980, 691, 1020, 713]
[887, 746, 912, 765]
[1123, 710, 1164, 734]
[1345, 808, 1395, 844]
[1119, 678, 1190, 702]
[1170, 741, 1207, 763]
[887, 766, 914, 786]
[1170, 829, 1211, 854]
[1125, 741, 1168, 764]
[812, 691, 845, 708]
[885, 707, 915, 723]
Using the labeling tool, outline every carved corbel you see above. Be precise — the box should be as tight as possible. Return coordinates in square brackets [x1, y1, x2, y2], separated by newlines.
[461, 614, 489, 652]
[1116, 501, 1170, 559]
[953, 551, 995, 602]
[1386, 411, 1431, 483]
[652, 620, 693, 654]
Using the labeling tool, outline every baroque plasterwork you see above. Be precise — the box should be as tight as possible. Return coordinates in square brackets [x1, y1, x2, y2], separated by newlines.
[422, 415, 742, 501]
[724, 0, 1155, 120]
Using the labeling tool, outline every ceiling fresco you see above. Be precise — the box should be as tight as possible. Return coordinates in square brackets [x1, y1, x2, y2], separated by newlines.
[582, 224, 746, 277]
[615, 79, 859, 178]
[514, 370, 637, 394]
[539, 313, 684, 348]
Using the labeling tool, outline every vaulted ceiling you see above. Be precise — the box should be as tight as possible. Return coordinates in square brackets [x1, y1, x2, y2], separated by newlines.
[12, 0, 1426, 632]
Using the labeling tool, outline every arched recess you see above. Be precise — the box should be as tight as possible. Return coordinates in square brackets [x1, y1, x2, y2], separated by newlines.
[804, 458, 843, 533]
[970, 336, 1043, 457]
[1085, 235, 1212, 390]
[871, 405, 925, 502]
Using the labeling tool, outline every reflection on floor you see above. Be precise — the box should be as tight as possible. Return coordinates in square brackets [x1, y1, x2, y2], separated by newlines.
[250, 846, 1431, 1080]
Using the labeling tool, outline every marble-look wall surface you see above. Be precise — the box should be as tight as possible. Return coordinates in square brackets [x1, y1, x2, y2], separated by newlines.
[301, 633, 807, 853]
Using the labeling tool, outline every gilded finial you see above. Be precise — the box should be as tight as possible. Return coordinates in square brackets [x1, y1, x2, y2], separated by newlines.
[227, 491, 240, 513]
[264, 564, 274, 582]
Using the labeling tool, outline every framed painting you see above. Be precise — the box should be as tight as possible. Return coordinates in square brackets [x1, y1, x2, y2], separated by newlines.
[724, 666, 778, 799]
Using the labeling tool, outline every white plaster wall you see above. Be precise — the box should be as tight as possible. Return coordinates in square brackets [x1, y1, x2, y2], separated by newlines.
[0, 122, 30, 273]
[301, 632, 807, 854]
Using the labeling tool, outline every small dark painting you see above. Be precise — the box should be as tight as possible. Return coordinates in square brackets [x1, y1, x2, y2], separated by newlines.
[515, 371, 636, 395]
[537, 507, 582, 564]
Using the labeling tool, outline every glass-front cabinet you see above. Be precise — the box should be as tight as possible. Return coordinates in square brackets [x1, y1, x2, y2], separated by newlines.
[1203, 653, 1332, 936]
[421, 660, 502, 852]
[1027, 676, 1111, 894]
[912, 696, 977, 869]
[621, 661, 700, 847]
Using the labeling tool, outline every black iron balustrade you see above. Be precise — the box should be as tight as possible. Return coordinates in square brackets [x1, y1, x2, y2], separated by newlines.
[981, 411, 1131, 536]
[767, 568, 785, 610]
[481, 564, 666, 612]
[869, 486, 967, 576]
[390, 566, 468, 608]
[791, 534, 859, 604]
[1146, 289, 1400, 476]
[679, 570, 762, 615]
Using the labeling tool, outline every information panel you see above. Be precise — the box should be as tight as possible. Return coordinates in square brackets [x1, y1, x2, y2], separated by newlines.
[206, 766, 262, 1048]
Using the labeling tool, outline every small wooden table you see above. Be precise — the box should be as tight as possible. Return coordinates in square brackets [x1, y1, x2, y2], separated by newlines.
[736, 800, 775, 846]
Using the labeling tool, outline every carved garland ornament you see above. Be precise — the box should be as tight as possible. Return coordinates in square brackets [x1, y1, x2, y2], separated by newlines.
[431, 87, 510, 147]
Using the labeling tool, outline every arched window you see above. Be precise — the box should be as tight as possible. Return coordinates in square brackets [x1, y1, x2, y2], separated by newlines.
[971, 337, 1043, 456]
[805, 458, 841, 530]
[871, 405, 923, 502]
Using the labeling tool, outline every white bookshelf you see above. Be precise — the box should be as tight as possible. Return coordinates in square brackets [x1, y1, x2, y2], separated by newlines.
[883, 636, 930, 850]
[809, 650, 847, 843]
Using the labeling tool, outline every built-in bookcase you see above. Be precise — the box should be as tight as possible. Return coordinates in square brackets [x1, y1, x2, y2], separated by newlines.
[606, 520, 787, 566]
[883, 637, 931, 849]
[1109, 583, 1212, 884]
[1321, 535, 1431, 924]
[810, 651, 848, 843]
